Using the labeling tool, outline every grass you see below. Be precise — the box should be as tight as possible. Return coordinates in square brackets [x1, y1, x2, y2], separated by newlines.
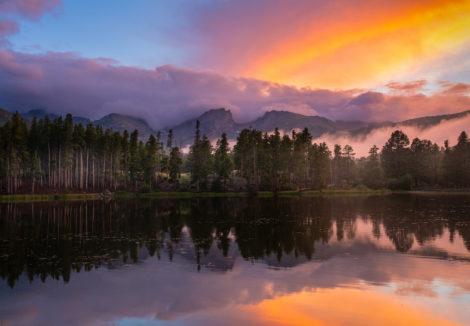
[396, 188, 470, 195]
[135, 192, 250, 199]
[116, 188, 392, 200]
[304, 189, 392, 196]
[10, 187, 469, 203]
[0, 193, 98, 203]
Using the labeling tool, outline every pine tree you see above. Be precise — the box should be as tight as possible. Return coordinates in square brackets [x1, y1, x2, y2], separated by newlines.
[169, 147, 182, 183]
[360, 145, 384, 189]
[214, 133, 233, 191]
[144, 134, 159, 188]
[381, 130, 411, 179]
[129, 130, 139, 188]
[309, 142, 331, 189]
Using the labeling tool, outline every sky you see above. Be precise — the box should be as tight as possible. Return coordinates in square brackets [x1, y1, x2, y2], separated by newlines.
[0, 0, 469, 129]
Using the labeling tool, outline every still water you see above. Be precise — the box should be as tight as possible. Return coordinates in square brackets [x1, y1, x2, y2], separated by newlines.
[1, 194, 470, 325]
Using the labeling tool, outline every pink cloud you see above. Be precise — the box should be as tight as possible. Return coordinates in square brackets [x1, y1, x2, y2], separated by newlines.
[385, 80, 427, 95]
[0, 49, 469, 130]
[0, 19, 18, 37]
[0, 48, 42, 78]
[0, 0, 61, 20]
[0, 19, 18, 45]
[440, 82, 470, 95]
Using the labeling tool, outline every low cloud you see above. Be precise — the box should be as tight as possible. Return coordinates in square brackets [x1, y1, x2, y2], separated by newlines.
[314, 114, 470, 157]
[0, 49, 469, 130]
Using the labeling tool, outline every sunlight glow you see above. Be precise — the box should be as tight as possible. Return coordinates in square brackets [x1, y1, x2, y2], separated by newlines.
[246, 0, 470, 89]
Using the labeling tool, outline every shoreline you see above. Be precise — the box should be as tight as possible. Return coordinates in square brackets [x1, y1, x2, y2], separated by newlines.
[1, 189, 469, 203]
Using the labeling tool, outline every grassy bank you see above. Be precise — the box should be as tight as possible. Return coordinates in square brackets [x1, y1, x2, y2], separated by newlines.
[115, 188, 392, 200]
[0, 193, 99, 203]
[395, 189, 470, 195]
[116, 191, 250, 199]
[8, 187, 470, 203]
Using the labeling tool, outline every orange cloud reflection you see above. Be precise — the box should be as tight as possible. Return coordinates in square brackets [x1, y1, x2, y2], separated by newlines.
[238, 287, 462, 326]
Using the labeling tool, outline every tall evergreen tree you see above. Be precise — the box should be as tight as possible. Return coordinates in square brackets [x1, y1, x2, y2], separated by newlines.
[214, 133, 233, 191]
[129, 130, 139, 188]
[168, 147, 183, 184]
[381, 130, 411, 179]
[360, 145, 384, 189]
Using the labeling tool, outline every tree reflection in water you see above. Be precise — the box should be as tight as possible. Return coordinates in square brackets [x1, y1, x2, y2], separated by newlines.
[1, 194, 469, 288]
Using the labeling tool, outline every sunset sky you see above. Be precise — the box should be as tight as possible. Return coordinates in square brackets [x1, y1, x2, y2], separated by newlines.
[0, 0, 469, 127]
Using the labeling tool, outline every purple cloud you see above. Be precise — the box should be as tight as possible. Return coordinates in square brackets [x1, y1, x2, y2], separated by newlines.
[0, 0, 61, 20]
[0, 49, 469, 129]
[0, 19, 18, 37]
[0, 19, 18, 45]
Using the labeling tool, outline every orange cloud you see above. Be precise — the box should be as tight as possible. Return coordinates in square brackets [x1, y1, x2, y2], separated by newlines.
[194, 0, 470, 89]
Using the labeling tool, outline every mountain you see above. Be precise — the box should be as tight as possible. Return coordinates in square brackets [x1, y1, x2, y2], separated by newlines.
[169, 109, 470, 146]
[168, 108, 242, 147]
[22, 109, 91, 125]
[0, 109, 151, 138]
[22, 109, 59, 120]
[349, 110, 470, 136]
[251, 111, 336, 137]
[166, 110, 372, 147]
[400, 109, 470, 128]
[251, 110, 371, 137]
[93, 113, 155, 139]
[0, 108, 13, 125]
[1, 107, 469, 146]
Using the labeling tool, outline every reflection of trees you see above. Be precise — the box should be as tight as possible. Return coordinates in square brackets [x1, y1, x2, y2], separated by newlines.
[1, 194, 469, 288]
[0, 200, 186, 288]
[233, 198, 332, 261]
[328, 195, 470, 253]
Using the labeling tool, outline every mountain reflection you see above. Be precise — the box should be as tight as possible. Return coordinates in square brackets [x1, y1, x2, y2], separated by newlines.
[1, 194, 470, 288]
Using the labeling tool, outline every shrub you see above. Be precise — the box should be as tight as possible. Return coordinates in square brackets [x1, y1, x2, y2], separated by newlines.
[355, 184, 369, 191]
[387, 174, 413, 190]
[138, 185, 151, 193]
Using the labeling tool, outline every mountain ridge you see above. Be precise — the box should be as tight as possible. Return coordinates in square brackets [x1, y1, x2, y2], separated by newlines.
[1, 107, 469, 146]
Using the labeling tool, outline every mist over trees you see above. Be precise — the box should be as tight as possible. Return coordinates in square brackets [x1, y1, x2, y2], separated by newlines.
[0, 112, 469, 194]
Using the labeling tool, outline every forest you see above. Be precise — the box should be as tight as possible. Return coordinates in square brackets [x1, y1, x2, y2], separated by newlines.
[0, 112, 469, 194]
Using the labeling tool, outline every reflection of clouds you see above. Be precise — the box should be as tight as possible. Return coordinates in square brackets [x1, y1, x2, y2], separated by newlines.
[395, 280, 438, 297]
[1, 238, 470, 326]
[189, 287, 463, 326]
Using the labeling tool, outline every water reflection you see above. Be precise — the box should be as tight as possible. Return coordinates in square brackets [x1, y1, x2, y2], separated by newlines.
[0, 194, 469, 325]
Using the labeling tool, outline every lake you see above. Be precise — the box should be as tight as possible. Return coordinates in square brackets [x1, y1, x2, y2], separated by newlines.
[1, 194, 470, 325]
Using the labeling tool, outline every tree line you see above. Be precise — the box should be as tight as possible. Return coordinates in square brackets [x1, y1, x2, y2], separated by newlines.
[0, 112, 469, 193]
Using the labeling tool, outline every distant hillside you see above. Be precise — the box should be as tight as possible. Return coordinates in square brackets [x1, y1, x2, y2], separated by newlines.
[400, 110, 470, 127]
[0, 109, 152, 139]
[168, 108, 242, 147]
[0, 108, 13, 125]
[22, 109, 59, 120]
[1, 107, 469, 146]
[251, 111, 336, 137]
[349, 110, 470, 136]
[22, 109, 91, 125]
[94, 113, 155, 140]
[251, 111, 370, 137]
